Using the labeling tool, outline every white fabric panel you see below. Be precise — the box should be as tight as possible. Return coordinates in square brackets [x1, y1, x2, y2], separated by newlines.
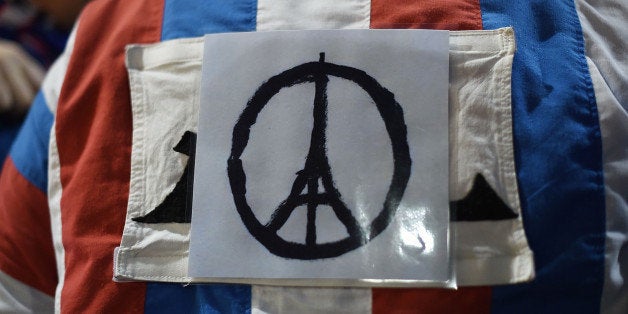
[449, 28, 534, 285]
[0, 270, 54, 313]
[576, 0, 627, 110]
[251, 286, 371, 314]
[256, 0, 370, 31]
[587, 58, 628, 314]
[114, 28, 534, 286]
[47, 125, 64, 314]
[115, 37, 203, 282]
[449, 29, 519, 208]
[576, 3, 627, 312]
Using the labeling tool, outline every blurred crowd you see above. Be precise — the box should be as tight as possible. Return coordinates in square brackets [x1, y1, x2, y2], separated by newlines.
[0, 0, 85, 170]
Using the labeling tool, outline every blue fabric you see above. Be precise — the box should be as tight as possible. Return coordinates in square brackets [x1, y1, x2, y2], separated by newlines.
[9, 92, 53, 192]
[161, 0, 257, 40]
[479, 1, 606, 313]
[146, 1, 257, 312]
[0, 118, 21, 171]
[145, 283, 251, 314]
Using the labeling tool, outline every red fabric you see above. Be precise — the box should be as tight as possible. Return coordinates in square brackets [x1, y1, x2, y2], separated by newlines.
[0, 158, 57, 296]
[370, 0, 483, 30]
[373, 287, 492, 314]
[54, 0, 163, 312]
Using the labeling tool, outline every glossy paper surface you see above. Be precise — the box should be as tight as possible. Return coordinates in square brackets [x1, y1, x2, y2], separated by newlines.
[189, 29, 451, 285]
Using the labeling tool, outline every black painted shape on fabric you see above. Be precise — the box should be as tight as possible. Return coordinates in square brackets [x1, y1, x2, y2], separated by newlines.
[227, 53, 412, 260]
[449, 173, 518, 221]
[133, 131, 197, 224]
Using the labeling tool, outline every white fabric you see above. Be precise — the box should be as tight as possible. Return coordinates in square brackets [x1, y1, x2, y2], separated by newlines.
[450, 28, 534, 285]
[576, 0, 627, 110]
[587, 57, 628, 314]
[115, 38, 203, 282]
[252, 286, 371, 314]
[0, 270, 54, 313]
[47, 127, 64, 314]
[256, 0, 370, 31]
[114, 28, 534, 287]
[575, 3, 628, 313]
[43, 23, 77, 314]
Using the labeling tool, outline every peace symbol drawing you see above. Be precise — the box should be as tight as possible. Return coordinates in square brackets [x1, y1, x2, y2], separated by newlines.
[227, 53, 412, 260]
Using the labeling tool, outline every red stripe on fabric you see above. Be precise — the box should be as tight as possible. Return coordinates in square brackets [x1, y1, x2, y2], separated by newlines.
[0, 158, 57, 296]
[55, 0, 163, 312]
[370, 0, 483, 30]
[372, 287, 492, 314]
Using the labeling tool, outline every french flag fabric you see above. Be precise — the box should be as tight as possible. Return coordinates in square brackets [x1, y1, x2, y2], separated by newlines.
[0, 0, 625, 313]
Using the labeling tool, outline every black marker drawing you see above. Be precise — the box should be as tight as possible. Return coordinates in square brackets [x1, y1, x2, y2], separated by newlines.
[450, 173, 518, 221]
[227, 53, 412, 260]
[133, 131, 196, 223]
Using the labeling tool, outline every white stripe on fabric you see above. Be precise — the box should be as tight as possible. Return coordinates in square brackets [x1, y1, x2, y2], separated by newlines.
[449, 28, 534, 286]
[48, 124, 64, 314]
[586, 58, 628, 314]
[256, 0, 370, 31]
[0, 270, 54, 313]
[44, 20, 79, 314]
[575, 0, 627, 110]
[251, 286, 371, 314]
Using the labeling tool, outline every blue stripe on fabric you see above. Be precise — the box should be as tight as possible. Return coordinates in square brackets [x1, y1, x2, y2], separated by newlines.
[145, 283, 251, 314]
[161, 0, 257, 40]
[479, 1, 606, 313]
[8, 92, 53, 192]
[145, 2, 257, 313]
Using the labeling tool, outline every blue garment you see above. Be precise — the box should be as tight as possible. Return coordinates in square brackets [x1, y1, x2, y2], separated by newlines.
[0, 117, 21, 168]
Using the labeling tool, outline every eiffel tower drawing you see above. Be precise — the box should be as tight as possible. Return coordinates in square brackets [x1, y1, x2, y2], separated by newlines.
[264, 53, 363, 248]
[227, 53, 412, 260]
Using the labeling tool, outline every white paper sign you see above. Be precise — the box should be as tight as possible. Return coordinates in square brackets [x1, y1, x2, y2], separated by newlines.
[190, 29, 450, 284]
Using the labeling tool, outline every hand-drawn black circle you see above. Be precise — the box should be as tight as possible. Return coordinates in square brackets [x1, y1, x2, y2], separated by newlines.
[227, 53, 411, 260]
